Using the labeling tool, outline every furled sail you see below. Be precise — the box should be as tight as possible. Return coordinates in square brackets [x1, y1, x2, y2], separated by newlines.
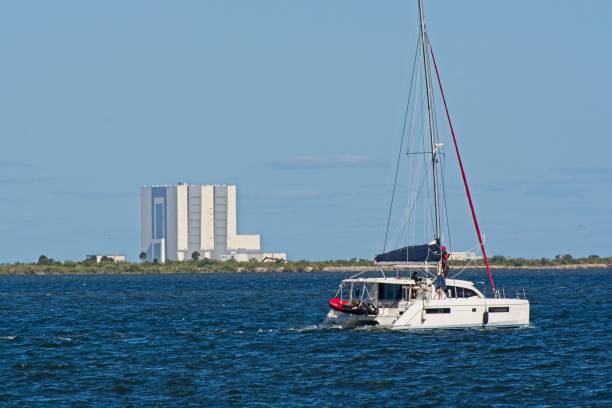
[375, 242, 441, 263]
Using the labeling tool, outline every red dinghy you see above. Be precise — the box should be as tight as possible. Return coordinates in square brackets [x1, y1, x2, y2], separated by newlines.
[328, 298, 378, 316]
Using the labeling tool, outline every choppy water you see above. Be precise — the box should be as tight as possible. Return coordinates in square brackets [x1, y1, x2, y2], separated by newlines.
[0, 269, 610, 406]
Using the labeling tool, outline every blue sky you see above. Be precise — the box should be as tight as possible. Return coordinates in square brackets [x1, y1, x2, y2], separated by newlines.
[1, 0, 610, 262]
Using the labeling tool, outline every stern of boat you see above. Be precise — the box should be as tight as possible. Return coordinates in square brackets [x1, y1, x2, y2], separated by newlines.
[322, 309, 378, 329]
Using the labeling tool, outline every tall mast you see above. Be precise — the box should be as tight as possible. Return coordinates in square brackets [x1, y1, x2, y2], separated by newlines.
[418, 0, 442, 244]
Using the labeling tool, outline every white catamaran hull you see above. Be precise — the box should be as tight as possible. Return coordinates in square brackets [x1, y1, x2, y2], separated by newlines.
[324, 298, 529, 330]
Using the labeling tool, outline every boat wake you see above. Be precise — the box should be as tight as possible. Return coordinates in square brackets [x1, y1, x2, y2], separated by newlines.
[1, 335, 17, 341]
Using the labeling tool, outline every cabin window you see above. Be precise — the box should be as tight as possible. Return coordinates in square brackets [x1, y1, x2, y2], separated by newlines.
[454, 287, 478, 298]
[465, 289, 478, 298]
[378, 283, 403, 300]
[426, 308, 451, 314]
[350, 283, 374, 301]
[445, 286, 478, 298]
[340, 285, 350, 300]
[489, 307, 510, 313]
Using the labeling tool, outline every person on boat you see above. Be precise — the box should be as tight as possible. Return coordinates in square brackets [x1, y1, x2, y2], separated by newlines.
[441, 245, 450, 278]
[434, 274, 446, 299]
[411, 271, 418, 282]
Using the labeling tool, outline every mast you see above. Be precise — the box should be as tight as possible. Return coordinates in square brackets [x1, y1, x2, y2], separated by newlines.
[418, 0, 442, 245]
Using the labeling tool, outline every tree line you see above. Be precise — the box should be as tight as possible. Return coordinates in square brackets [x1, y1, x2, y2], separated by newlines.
[0, 253, 608, 275]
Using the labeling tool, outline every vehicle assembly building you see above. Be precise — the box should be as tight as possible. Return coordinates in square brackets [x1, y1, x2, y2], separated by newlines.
[140, 184, 286, 263]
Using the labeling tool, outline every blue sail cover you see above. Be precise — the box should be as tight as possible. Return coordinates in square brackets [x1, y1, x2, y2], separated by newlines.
[375, 243, 441, 263]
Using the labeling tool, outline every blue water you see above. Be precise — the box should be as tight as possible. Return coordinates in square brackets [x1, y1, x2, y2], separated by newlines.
[0, 269, 610, 406]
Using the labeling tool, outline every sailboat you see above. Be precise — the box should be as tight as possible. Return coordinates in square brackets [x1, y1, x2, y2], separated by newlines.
[323, 0, 530, 329]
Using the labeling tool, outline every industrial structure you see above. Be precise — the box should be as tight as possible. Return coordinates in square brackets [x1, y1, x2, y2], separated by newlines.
[140, 184, 286, 263]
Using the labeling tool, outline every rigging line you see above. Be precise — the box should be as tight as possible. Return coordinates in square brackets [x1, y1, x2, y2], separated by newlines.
[449, 258, 473, 279]
[428, 45, 446, 245]
[439, 155, 452, 252]
[383, 37, 422, 253]
[400, 49, 427, 248]
[449, 242, 482, 279]
[429, 44, 496, 292]
[392, 158, 424, 250]
[428, 37, 446, 245]
[405, 49, 422, 232]
[423, 149, 435, 237]
[390, 152, 429, 250]
[407, 55, 424, 239]
[419, 43, 436, 240]
[422, 122, 435, 238]
[406, 53, 420, 156]
[393, 141, 422, 248]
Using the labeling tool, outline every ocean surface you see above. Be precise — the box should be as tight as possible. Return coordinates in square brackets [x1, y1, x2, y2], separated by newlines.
[0, 269, 610, 407]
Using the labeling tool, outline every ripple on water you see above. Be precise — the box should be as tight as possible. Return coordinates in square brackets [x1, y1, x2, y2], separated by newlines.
[0, 270, 609, 406]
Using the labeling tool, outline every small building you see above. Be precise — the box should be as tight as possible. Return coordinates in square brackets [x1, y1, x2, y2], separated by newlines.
[86, 254, 126, 263]
[450, 251, 483, 261]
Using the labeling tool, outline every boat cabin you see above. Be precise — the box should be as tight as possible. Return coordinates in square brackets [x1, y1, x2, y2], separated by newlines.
[336, 277, 484, 308]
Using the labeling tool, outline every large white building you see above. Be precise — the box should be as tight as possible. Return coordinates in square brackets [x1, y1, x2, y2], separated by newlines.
[140, 184, 286, 263]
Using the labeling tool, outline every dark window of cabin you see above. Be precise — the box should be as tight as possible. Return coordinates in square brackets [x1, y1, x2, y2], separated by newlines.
[378, 283, 403, 300]
[464, 288, 478, 298]
[489, 307, 510, 313]
[456, 287, 479, 298]
[425, 308, 451, 314]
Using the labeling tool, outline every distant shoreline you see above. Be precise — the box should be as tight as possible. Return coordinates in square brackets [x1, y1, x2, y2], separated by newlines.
[0, 262, 609, 276]
[320, 264, 611, 272]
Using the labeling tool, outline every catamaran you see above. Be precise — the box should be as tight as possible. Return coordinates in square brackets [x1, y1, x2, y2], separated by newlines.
[323, 0, 530, 329]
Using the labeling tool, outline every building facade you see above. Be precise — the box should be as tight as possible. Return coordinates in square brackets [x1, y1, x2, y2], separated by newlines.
[140, 184, 286, 263]
[449, 251, 483, 261]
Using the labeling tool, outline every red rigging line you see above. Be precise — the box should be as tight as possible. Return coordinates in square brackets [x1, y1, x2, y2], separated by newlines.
[429, 46, 496, 292]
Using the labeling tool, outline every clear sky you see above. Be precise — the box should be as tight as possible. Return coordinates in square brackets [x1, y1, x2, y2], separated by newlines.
[1, 0, 610, 262]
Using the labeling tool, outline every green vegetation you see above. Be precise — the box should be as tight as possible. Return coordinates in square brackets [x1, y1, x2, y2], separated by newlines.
[0, 257, 373, 275]
[0, 255, 608, 276]
[452, 254, 612, 268]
